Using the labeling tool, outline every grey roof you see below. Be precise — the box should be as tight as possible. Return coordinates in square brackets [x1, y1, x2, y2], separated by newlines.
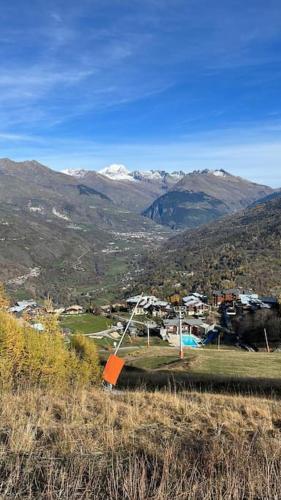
[163, 318, 209, 328]
[163, 319, 180, 326]
[214, 288, 255, 296]
[127, 295, 168, 308]
[183, 318, 209, 327]
[9, 300, 37, 313]
[260, 296, 278, 304]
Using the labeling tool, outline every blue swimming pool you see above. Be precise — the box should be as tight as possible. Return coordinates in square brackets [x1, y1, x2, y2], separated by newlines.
[182, 334, 200, 347]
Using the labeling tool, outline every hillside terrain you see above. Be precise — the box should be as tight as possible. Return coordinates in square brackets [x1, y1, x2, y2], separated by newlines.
[0, 159, 169, 301]
[138, 193, 281, 297]
[0, 158, 278, 301]
[144, 169, 273, 229]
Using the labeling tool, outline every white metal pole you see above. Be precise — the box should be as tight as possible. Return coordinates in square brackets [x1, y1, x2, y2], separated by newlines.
[264, 328, 270, 353]
[179, 309, 184, 359]
[114, 293, 143, 356]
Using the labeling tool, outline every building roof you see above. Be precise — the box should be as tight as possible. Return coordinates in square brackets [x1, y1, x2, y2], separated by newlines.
[184, 318, 210, 328]
[163, 318, 210, 329]
[163, 319, 180, 327]
[127, 295, 168, 308]
[9, 300, 37, 313]
[214, 288, 256, 297]
[183, 297, 204, 307]
[260, 296, 278, 304]
[65, 305, 83, 311]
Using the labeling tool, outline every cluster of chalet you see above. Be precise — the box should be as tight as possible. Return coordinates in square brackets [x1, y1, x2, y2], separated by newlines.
[212, 288, 277, 310]
[126, 295, 172, 318]
[9, 300, 84, 317]
[126, 292, 210, 318]
[125, 293, 216, 348]
[182, 293, 209, 316]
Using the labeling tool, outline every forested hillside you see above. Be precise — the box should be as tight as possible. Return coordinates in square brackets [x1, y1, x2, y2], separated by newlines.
[138, 195, 281, 297]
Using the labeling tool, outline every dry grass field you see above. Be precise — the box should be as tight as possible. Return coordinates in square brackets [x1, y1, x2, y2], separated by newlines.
[0, 386, 281, 499]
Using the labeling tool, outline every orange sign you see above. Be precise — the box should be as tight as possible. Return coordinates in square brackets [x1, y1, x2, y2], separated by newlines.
[103, 354, 125, 386]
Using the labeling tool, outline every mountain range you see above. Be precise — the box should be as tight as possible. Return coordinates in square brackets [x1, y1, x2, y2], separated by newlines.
[66, 165, 274, 229]
[0, 158, 278, 300]
[63, 164, 184, 213]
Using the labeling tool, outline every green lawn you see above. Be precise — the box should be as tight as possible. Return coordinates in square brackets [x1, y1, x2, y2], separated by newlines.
[125, 347, 281, 380]
[130, 355, 179, 370]
[60, 313, 111, 334]
[188, 349, 281, 379]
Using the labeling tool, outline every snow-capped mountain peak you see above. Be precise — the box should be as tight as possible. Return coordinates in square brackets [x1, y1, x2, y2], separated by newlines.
[98, 164, 135, 181]
[62, 165, 186, 183]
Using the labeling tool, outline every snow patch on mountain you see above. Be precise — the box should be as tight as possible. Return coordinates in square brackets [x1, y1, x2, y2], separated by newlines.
[192, 169, 230, 177]
[62, 169, 87, 178]
[29, 206, 43, 214]
[132, 170, 185, 182]
[99, 164, 135, 181]
[170, 171, 185, 179]
[52, 208, 70, 221]
[212, 169, 228, 177]
[132, 170, 163, 181]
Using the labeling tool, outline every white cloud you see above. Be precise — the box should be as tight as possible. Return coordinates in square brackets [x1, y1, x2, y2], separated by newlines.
[0, 132, 39, 142]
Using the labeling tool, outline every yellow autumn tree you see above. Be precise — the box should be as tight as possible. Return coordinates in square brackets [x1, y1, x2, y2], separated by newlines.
[0, 285, 101, 390]
[0, 309, 101, 390]
[0, 283, 10, 310]
[0, 310, 25, 387]
[35, 313, 61, 335]
[43, 295, 54, 313]
[22, 324, 72, 389]
[70, 334, 101, 386]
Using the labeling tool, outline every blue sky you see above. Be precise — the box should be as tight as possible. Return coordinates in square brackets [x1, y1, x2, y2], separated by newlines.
[1, 0, 281, 186]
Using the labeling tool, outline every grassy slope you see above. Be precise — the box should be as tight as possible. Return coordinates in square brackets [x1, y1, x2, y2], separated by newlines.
[123, 347, 281, 379]
[0, 386, 280, 498]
